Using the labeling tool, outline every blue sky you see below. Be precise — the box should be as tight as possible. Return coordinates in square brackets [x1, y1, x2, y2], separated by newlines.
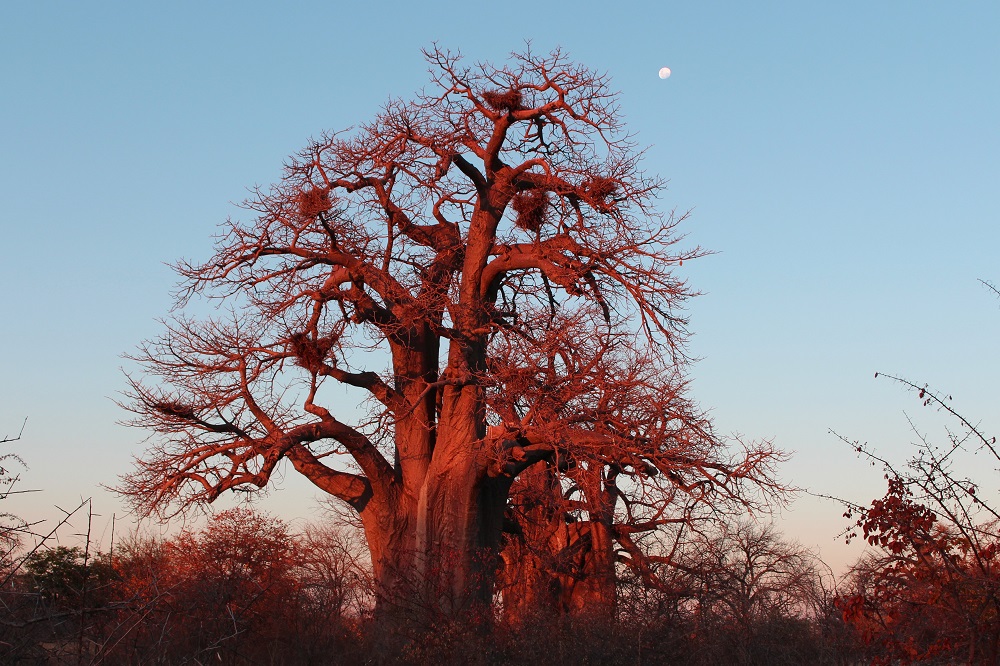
[1, 1, 997, 570]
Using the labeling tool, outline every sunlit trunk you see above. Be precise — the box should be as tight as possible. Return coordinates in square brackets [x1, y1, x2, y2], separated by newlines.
[563, 520, 616, 615]
[501, 466, 618, 623]
[361, 384, 509, 624]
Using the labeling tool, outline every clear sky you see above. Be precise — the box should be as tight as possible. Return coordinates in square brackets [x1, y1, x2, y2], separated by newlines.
[1, 1, 997, 571]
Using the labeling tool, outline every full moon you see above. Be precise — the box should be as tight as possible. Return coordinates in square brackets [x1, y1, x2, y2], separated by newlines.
[658, 67, 671, 79]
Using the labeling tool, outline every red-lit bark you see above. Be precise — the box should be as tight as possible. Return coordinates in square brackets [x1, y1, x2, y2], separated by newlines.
[492, 323, 785, 619]
[121, 46, 783, 622]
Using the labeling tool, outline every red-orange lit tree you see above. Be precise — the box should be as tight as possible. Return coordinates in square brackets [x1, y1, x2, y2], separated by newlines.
[122, 46, 782, 622]
[111, 509, 301, 662]
[837, 368, 1000, 664]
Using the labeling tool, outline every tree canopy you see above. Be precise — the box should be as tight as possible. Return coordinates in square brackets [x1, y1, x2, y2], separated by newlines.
[122, 45, 783, 619]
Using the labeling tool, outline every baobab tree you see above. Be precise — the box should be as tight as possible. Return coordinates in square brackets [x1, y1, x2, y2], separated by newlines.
[122, 46, 783, 621]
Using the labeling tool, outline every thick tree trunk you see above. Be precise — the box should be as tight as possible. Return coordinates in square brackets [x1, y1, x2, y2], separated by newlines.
[360, 386, 510, 624]
[562, 521, 616, 615]
[501, 522, 617, 621]
[500, 466, 617, 623]
[361, 486, 508, 622]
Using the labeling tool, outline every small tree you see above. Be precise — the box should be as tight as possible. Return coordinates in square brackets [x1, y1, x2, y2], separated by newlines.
[22, 546, 116, 611]
[297, 518, 372, 623]
[675, 522, 824, 666]
[839, 431, 1000, 664]
[122, 45, 783, 623]
[109, 509, 308, 663]
[837, 283, 1000, 664]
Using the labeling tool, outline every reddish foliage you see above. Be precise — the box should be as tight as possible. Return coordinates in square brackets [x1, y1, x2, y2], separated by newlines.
[834, 370, 1000, 665]
[838, 476, 1000, 665]
[98, 509, 370, 663]
[858, 477, 937, 555]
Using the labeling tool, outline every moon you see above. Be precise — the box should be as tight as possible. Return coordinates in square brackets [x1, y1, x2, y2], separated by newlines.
[658, 67, 671, 79]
